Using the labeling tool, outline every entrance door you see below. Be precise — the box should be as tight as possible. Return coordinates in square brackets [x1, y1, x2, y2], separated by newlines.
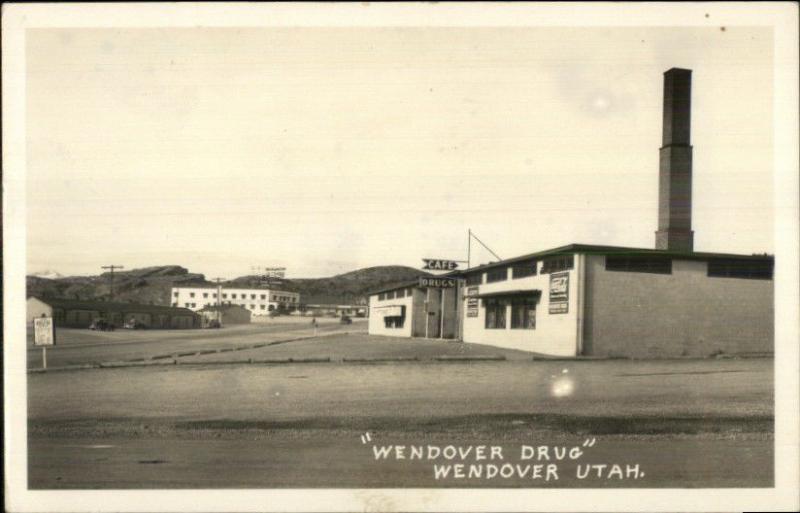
[425, 288, 441, 338]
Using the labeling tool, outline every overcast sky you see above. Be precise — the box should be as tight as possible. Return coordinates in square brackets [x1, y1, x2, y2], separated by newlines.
[26, 26, 773, 279]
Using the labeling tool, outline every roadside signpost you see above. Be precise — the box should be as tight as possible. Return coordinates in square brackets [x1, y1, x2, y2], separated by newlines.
[33, 316, 56, 369]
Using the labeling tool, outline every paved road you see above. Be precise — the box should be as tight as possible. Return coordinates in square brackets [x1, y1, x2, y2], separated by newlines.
[29, 436, 771, 489]
[28, 358, 773, 488]
[28, 359, 773, 421]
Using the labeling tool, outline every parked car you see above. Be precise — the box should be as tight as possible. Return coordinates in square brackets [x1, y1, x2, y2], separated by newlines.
[340, 315, 353, 325]
[206, 320, 221, 329]
[89, 319, 115, 331]
[123, 319, 148, 330]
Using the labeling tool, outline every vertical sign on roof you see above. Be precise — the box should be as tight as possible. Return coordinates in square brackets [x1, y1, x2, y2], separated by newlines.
[548, 272, 569, 314]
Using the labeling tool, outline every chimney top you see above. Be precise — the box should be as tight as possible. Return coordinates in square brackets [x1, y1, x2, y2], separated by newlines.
[655, 67, 694, 252]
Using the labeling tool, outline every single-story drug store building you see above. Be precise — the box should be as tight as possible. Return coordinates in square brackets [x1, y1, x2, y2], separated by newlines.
[456, 244, 773, 358]
[367, 244, 773, 359]
[367, 67, 774, 358]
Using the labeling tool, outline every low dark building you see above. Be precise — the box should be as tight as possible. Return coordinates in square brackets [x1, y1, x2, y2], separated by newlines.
[198, 304, 251, 327]
[26, 297, 200, 329]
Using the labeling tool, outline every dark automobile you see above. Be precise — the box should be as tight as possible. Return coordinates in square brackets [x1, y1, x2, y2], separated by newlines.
[206, 320, 221, 329]
[89, 319, 115, 331]
[123, 319, 148, 330]
[340, 315, 353, 325]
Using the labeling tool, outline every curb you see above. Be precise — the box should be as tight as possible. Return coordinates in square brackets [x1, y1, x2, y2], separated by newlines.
[342, 357, 419, 363]
[434, 355, 506, 362]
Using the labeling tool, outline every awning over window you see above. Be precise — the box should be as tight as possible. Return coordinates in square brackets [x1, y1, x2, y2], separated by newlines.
[373, 305, 405, 317]
[472, 289, 542, 299]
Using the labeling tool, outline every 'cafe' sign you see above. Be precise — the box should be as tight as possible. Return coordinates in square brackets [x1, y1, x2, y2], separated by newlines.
[422, 259, 461, 271]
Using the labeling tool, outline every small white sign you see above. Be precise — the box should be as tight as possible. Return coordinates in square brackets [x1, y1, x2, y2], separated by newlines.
[34, 317, 55, 346]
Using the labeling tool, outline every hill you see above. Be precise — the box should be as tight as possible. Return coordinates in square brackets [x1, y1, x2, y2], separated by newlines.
[26, 266, 208, 306]
[26, 265, 432, 306]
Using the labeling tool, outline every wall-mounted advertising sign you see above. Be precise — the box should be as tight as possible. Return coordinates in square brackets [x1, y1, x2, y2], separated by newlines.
[548, 272, 569, 314]
[419, 277, 456, 288]
[422, 259, 460, 271]
[466, 286, 480, 317]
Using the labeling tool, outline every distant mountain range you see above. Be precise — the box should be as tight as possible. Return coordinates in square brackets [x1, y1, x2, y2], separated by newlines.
[29, 269, 65, 280]
[26, 265, 432, 306]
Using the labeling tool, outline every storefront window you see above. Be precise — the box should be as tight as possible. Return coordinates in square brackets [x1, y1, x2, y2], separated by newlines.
[484, 298, 506, 329]
[384, 316, 405, 329]
[606, 255, 672, 274]
[511, 297, 537, 329]
[465, 273, 483, 286]
[512, 260, 538, 279]
[707, 258, 773, 280]
[486, 267, 508, 283]
[541, 255, 574, 273]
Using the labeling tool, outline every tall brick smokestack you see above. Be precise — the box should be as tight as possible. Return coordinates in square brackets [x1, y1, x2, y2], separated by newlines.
[655, 68, 694, 252]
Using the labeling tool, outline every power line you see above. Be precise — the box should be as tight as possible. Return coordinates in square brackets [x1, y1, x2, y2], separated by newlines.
[467, 230, 502, 268]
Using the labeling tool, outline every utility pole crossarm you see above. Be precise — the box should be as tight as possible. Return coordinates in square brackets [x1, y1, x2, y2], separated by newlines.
[101, 265, 124, 301]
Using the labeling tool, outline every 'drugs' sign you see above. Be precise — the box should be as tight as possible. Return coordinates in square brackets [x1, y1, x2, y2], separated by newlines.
[419, 277, 457, 289]
[548, 272, 569, 314]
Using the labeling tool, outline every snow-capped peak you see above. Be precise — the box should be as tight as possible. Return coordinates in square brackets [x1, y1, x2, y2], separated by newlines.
[30, 270, 64, 280]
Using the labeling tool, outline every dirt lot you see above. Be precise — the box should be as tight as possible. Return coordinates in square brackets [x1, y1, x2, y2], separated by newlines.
[28, 353, 773, 488]
[26, 320, 368, 368]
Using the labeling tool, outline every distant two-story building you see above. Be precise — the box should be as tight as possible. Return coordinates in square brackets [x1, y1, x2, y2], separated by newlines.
[170, 286, 300, 317]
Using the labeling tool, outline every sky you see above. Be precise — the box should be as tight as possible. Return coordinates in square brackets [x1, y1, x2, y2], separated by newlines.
[26, 26, 773, 279]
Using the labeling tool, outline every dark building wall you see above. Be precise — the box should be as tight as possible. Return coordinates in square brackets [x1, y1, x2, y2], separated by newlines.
[582, 255, 773, 357]
[441, 287, 459, 339]
[64, 309, 98, 327]
[411, 289, 427, 337]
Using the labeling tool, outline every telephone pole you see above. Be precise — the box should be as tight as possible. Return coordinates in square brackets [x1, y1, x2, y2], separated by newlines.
[101, 265, 124, 301]
[212, 277, 226, 325]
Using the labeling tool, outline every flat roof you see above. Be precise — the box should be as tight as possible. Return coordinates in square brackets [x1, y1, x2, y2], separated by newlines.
[368, 279, 421, 297]
[172, 285, 297, 293]
[198, 304, 250, 312]
[457, 243, 774, 276]
[29, 296, 198, 316]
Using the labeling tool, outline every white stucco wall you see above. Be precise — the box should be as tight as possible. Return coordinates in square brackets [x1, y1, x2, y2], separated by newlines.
[27, 297, 53, 325]
[171, 286, 299, 317]
[460, 257, 580, 356]
[368, 291, 415, 338]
